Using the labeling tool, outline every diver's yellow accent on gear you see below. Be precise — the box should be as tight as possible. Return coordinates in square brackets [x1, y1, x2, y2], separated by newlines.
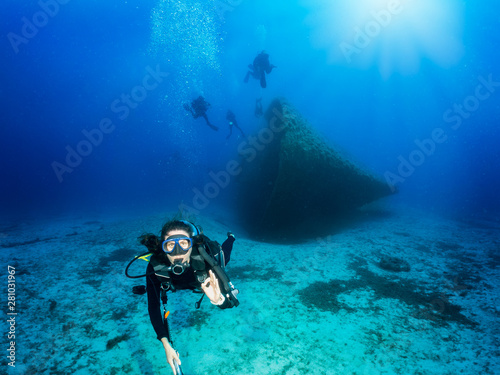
[138, 253, 153, 262]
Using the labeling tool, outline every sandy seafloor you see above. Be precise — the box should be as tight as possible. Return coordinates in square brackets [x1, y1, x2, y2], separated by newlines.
[1, 203, 499, 375]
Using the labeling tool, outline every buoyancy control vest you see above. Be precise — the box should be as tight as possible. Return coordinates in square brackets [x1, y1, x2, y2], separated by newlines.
[126, 234, 239, 308]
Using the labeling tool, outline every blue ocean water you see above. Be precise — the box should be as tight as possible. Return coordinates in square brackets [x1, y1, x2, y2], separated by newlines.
[1, 0, 500, 221]
[1, 2, 500, 374]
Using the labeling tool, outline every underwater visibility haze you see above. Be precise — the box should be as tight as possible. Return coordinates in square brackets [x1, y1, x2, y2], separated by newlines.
[1, 0, 499, 219]
[1, 0, 500, 374]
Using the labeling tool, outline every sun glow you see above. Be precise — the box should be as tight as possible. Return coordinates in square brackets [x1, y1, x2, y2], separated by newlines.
[303, 0, 464, 77]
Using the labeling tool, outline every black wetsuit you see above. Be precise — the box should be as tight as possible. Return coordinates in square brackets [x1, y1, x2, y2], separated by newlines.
[146, 236, 235, 341]
[244, 52, 276, 88]
[184, 96, 218, 131]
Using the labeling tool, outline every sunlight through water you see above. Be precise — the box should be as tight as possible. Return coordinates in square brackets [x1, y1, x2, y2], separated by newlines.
[303, 0, 465, 77]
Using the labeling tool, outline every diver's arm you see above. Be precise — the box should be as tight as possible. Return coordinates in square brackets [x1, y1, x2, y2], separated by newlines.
[161, 338, 181, 375]
[146, 268, 169, 340]
[146, 269, 182, 374]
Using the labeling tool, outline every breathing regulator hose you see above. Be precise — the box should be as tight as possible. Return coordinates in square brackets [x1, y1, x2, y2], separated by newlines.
[125, 251, 154, 278]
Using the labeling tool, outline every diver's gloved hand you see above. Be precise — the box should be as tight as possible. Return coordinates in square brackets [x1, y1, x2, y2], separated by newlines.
[161, 338, 182, 375]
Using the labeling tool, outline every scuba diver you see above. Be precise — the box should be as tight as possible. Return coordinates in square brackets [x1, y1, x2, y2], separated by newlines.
[183, 96, 218, 131]
[254, 97, 263, 118]
[226, 110, 246, 139]
[126, 219, 239, 375]
[244, 51, 276, 88]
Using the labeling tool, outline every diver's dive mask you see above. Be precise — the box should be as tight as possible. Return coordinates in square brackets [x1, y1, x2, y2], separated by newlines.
[162, 235, 192, 254]
[162, 234, 193, 275]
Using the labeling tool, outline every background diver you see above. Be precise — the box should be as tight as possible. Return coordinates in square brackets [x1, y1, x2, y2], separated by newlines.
[183, 96, 218, 131]
[244, 51, 276, 88]
[128, 219, 239, 375]
[226, 110, 246, 139]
